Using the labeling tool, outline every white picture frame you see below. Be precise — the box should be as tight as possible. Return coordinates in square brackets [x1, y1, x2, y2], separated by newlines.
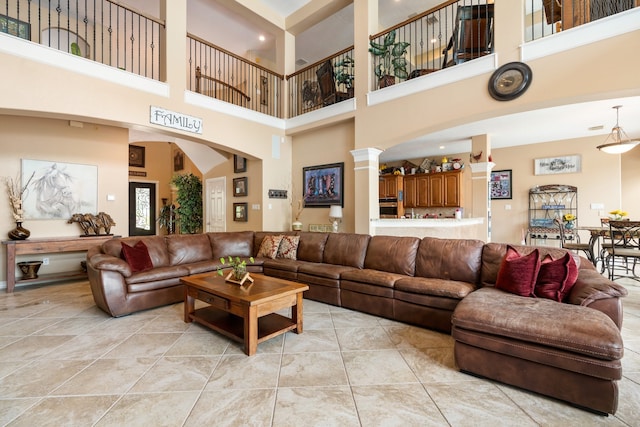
[534, 155, 581, 175]
[22, 159, 98, 219]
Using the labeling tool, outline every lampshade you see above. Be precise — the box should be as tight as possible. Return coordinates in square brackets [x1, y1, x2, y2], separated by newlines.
[329, 205, 343, 219]
[597, 105, 640, 154]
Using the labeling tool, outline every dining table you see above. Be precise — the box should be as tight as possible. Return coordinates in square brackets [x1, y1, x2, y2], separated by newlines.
[575, 226, 609, 271]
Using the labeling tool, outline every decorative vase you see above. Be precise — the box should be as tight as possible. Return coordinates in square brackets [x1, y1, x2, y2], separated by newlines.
[292, 221, 303, 231]
[18, 261, 42, 279]
[565, 221, 575, 230]
[233, 266, 247, 281]
[8, 221, 30, 240]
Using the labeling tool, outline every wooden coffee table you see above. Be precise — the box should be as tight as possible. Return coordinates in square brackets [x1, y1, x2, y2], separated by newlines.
[181, 272, 308, 356]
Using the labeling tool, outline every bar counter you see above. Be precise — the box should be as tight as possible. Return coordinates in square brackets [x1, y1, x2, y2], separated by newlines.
[371, 217, 485, 240]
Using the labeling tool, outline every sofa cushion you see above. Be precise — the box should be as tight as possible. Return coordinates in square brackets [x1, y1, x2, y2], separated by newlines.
[341, 269, 406, 288]
[363, 235, 420, 276]
[277, 235, 300, 260]
[415, 237, 484, 284]
[323, 233, 370, 268]
[257, 235, 284, 259]
[395, 277, 476, 300]
[208, 231, 254, 259]
[103, 236, 170, 267]
[166, 234, 213, 265]
[535, 252, 579, 302]
[495, 246, 540, 297]
[296, 232, 329, 263]
[452, 287, 624, 361]
[121, 241, 153, 273]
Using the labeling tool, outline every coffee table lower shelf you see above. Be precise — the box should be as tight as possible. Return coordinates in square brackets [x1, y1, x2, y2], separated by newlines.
[188, 306, 298, 346]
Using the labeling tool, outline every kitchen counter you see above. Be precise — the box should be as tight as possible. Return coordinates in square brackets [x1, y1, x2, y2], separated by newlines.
[371, 217, 486, 240]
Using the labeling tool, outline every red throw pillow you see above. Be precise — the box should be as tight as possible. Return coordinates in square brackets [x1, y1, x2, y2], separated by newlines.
[121, 241, 153, 273]
[495, 246, 540, 297]
[535, 252, 579, 302]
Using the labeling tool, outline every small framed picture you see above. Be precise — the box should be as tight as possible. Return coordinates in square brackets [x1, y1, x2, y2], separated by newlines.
[233, 177, 247, 197]
[233, 203, 247, 222]
[129, 145, 145, 168]
[234, 155, 247, 173]
[173, 149, 184, 172]
[490, 169, 513, 200]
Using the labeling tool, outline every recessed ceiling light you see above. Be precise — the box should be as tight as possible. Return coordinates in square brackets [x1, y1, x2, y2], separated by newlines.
[588, 125, 604, 131]
[439, 145, 445, 149]
[259, 35, 265, 42]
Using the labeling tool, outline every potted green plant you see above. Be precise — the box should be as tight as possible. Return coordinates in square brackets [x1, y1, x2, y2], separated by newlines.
[157, 198, 176, 234]
[368, 29, 410, 88]
[218, 256, 255, 283]
[334, 56, 354, 96]
[170, 173, 203, 234]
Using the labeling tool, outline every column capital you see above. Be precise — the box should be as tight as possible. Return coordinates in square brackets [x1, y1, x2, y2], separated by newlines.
[350, 148, 383, 163]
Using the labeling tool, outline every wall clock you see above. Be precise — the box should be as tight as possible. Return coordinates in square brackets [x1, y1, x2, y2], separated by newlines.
[488, 62, 532, 101]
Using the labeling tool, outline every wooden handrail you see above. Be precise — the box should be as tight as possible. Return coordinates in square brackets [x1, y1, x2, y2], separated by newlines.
[286, 45, 354, 80]
[195, 66, 251, 102]
[370, 0, 459, 39]
[105, 0, 165, 27]
[188, 33, 284, 79]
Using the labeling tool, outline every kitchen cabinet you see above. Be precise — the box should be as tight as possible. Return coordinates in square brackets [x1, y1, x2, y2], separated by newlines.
[443, 171, 461, 207]
[403, 175, 416, 207]
[403, 170, 462, 208]
[378, 175, 403, 200]
[404, 175, 429, 208]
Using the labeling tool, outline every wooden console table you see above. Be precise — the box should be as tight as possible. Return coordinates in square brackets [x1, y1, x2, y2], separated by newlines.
[2, 235, 117, 293]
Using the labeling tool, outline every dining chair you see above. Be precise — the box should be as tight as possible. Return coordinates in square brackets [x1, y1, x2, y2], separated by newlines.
[606, 220, 640, 282]
[554, 218, 593, 264]
[442, 4, 494, 68]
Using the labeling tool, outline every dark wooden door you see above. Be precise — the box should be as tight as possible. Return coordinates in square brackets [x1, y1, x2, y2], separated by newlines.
[129, 182, 156, 236]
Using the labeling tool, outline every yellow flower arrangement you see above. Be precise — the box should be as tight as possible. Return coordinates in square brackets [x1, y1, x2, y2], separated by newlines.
[562, 213, 576, 222]
[609, 210, 628, 220]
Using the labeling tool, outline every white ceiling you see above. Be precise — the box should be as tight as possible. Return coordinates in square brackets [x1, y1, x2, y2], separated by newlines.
[126, 0, 640, 165]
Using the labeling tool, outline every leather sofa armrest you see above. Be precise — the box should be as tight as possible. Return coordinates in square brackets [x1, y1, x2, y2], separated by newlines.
[88, 254, 132, 277]
[567, 269, 628, 328]
[568, 269, 628, 306]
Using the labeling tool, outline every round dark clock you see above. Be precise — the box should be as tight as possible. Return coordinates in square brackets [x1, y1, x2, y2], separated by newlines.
[488, 62, 532, 101]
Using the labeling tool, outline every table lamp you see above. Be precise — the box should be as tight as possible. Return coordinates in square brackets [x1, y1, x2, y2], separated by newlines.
[329, 205, 342, 233]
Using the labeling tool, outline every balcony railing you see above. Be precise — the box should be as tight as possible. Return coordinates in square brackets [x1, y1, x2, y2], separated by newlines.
[286, 47, 355, 118]
[526, 0, 638, 42]
[187, 34, 284, 118]
[369, 0, 494, 91]
[0, 0, 164, 80]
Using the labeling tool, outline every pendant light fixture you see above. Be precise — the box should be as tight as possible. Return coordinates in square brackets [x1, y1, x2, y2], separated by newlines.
[596, 105, 640, 154]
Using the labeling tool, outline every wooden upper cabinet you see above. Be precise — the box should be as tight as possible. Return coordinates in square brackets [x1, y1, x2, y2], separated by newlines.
[428, 174, 444, 207]
[379, 175, 403, 199]
[416, 175, 430, 207]
[443, 171, 461, 207]
[403, 175, 417, 208]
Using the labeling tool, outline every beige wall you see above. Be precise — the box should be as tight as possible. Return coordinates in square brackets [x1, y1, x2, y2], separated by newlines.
[0, 115, 128, 280]
[291, 120, 355, 233]
[490, 135, 622, 244]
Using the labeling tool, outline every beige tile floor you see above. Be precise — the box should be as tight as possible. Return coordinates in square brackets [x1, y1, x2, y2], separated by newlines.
[0, 278, 639, 426]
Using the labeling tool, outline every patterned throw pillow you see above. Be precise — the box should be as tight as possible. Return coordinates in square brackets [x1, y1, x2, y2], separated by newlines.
[277, 235, 300, 260]
[257, 235, 284, 259]
[495, 245, 541, 297]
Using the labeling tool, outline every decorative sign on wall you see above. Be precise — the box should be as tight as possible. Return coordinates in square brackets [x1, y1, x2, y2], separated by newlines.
[534, 155, 581, 175]
[150, 106, 203, 134]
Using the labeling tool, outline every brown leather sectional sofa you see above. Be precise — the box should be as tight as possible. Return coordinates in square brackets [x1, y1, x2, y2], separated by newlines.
[86, 231, 627, 415]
